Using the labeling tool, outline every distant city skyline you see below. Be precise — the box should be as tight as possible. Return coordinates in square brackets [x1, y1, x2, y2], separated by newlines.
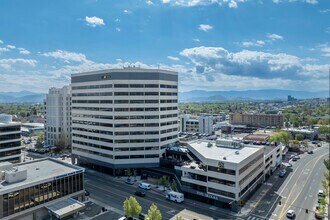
[0, 0, 329, 93]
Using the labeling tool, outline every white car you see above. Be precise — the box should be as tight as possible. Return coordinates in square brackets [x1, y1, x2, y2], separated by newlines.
[138, 182, 151, 190]
[286, 210, 295, 218]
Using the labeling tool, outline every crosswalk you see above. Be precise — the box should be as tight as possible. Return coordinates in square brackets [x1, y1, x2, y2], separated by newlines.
[246, 215, 267, 220]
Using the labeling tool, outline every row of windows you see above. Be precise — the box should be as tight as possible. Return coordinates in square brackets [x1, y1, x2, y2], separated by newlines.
[239, 171, 263, 197]
[160, 135, 177, 142]
[0, 141, 21, 149]
[73, 140, 159, 151]
[72, 107, 113, 111]
[208, 187, 235, 199]
[208, 166, 236, 176]
[2, 173, 83, 217]
[114, 115, 159, 120]
[160, 128, 178, 134]
[72, 107, 176, 112]
[72, 127, 160, 136]
[160, 121, 178, 126]
[160, 92, 177, 96]
[239, 162, 263, 186]
[72, 127, 113, 135]
[239, 153, 263, 175]
[0, 126, 20, 133]
[72, 92, 113, 97]
[72, 120, 163, 128]
[73, 133, 114, 143]
[0, 149, 21, 157]
[0, 133, 20, 141]
[73, 147, 159, 159]
[72, 100, 113, 104]
[72, 84, 112, 90]
[208, 176, 236, 187]
[72, 114, 113, 120]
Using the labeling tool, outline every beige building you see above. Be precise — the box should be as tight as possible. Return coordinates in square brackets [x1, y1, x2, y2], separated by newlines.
[230, 112, 283, 128]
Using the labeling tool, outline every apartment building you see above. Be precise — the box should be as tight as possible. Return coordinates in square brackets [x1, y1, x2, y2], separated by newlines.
[45, 86, 71, 148]
[0, 114, 21, 163]
[229, 112, 284, 128]
[71, 68, 178, 175]
[176, 139, 275, 212]
[0, 158, 85, 220]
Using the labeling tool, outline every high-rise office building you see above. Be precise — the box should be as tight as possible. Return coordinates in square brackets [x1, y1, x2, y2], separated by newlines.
[0, 114, 21, 163]
[198, 114, 213, 135]
[71, 68, 178, 175]
[44, 86, 71, 148]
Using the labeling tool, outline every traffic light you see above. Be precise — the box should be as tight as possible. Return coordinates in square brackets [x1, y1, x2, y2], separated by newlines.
[305, 209, 308, 213]
[279, 201, 281, 205]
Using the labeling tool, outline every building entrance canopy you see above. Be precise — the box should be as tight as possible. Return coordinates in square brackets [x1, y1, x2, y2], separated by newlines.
[46, 198, 85, 219]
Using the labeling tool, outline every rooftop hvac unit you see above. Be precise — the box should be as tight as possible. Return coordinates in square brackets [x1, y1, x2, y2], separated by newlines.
[207, 142, 212, 147]
[235, 151, 240, 155]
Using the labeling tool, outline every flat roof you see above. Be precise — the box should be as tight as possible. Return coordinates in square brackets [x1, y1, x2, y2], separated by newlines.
[47, 198, 85, 219]
[0, 122, 20, 127]
[0, 158, 84, 194]
[188, 140, 262, 163]
[170, 209, 213, 220]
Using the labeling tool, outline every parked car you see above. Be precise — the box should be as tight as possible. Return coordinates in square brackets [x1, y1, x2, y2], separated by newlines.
[318, 190, 324, 198]
[125, 179, 134, 185]
[286, 210, 295, 218]
[138, 213, 146, 220]
[135, 191, 146, 197]
[307, 150, 314, 154]
[279, 169, 287, 178]
[138, 182, 151, 190]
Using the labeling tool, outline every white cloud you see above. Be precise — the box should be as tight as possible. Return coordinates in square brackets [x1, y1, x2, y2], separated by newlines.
[167, 56, 180, 61]
[267, 33, 283, 41]
[198, 24, 213, 32]
[116, 27, 121, 32]
[320, 9, 330, 13]
[0, 40, 3, 44]
[85, 16, 105, 27]
[0, 47, 10, 52]
[320, 45, 330, 57]
[115, 18, 120, 22]
[123, 9, 132, 14]
[160, 0, 245, 8]
[43, 50, 88, 63]
[273, 0, 318, 4]
[18, 48, 31, 55]
[146, 0, 154, 5]
[193, 38, 200, 42]
[325, 27, 330, 34]
[242, 40, 265, 47]
[6, 45, 16, 49]
[0, 58, 37, 69]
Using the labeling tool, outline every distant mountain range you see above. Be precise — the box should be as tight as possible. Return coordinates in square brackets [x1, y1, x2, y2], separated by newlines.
[0, 89, 328, 103]
[0, 91, 46, 103]
[179, 89, 329, 102]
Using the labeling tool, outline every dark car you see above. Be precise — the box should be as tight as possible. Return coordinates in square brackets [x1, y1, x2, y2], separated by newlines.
[125, 179, 134, 185]
[85, 190, 90, 196]
[138, 213, 146, 220]
[135, 191, 146, 197]
[279, 169, 287, 178]
[308, 150, 314, 154]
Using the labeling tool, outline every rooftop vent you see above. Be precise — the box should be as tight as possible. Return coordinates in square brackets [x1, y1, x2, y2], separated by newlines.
[223, 157, 227, 160]
[235, 151, 240, 155]
[207, 142, 212, 148]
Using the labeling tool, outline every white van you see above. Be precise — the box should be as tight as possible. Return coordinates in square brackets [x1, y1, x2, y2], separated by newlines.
[138, 182, 151, 190]
[318, 190, 324, 197]
[166, 191, 184, 203]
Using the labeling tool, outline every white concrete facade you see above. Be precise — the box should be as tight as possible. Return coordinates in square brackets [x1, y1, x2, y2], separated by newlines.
[70, 68, 178, 172]
[0, 114, 21, 163]
[179, 114, 199, 133]
[45, 86, 71, 148]
[198, 114, 213, 135]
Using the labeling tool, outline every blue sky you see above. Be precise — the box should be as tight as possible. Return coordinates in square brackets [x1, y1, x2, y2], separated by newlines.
[0, 0, 329, 93]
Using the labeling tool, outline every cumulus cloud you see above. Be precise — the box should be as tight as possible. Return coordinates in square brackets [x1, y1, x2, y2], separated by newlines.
[320, 9, 330, 13]
[198, 24, 213, 32]
[160, 0, 245, 8]
[43, 50, 88, 63]
[167, 56, 180, 61]
[6, 45, 16, 49]
[0, 58, 37, 69]
[267, 33, 283, 41]
[320, 45, 330, 57]
[18, 48, 31, 55]
[242, 40, 265, 47]
[116, 27, 121, 32]
[123, 9, 132, 14]
[0, 40, 3, 44]
[193, 38, 200, 42]
[179, 46, 328, 81]
[0, 47, 10, 52]
[85, 16, 105, 27]
[146, 0, 153, 5]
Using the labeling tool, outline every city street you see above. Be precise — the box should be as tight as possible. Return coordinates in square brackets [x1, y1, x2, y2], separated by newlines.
[248, 143, 329, 220]
[84, 170, 244, 220]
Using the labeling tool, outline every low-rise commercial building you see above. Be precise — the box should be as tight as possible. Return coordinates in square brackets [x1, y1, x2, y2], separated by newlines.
[0, 158, 85, 220]
[0, 114, 21, 163]
[282, 128, 318, 141]
[176, 138, 281, 212]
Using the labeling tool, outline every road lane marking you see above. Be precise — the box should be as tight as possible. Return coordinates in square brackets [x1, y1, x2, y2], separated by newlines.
[278, 154, 326, 219]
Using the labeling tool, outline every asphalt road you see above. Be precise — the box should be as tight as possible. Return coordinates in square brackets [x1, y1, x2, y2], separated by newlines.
[248, 144, 329, 220]
[84, 170, 243, 220]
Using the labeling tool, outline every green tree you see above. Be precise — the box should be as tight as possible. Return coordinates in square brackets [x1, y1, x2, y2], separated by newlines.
[270, 131, 290, 146]
[146, 203, 162, 220]
[123, 196, 142, 219]
[170, 181, 177, 192]
[300, 141, 309, 152]
[157, 176, 169, 191]
[295, 134, 304, 141]
[35, 133, 44, 149]
[175, 216, 184, 220]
